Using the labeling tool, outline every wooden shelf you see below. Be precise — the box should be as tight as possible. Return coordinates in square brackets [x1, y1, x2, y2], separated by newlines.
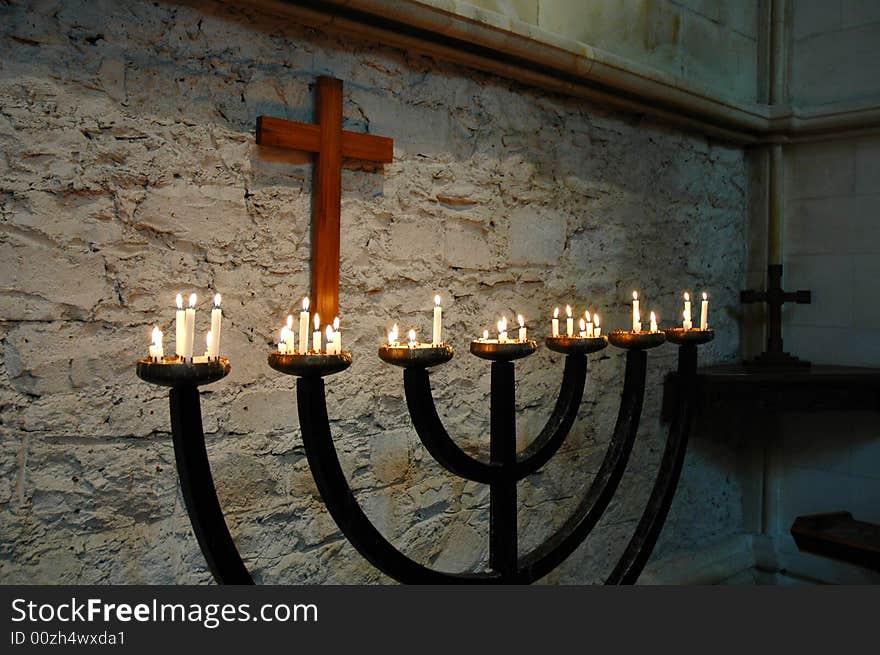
[791, 512, 880, 572]
[662, 363, 880, 420]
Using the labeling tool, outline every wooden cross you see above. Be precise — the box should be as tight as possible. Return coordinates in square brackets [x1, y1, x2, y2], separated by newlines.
[255, 76, 393, 323]
[741, 264, 811, 366]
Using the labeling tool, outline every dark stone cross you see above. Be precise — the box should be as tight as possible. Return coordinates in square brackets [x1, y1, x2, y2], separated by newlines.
[255, 76, 393, 323]
[741, 264, 812, 366]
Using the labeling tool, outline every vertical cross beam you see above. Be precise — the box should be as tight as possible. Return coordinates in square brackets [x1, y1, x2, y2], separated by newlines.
[313, 77, 343, 323]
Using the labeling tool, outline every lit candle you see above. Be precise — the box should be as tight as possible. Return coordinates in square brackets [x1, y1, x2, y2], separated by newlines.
[312, 313, 321, 353]
[279, 327, 289, 354]
[682, 292, 692, 330]
[650, 311, 658, 333]
[593, 314, 601, 337]
[565, 305, 573, 337]
[205, 330, 213, 357]
[325, 325, 336, 355]
[285, 315, 295, 355]
[700, 292, 709, 330]
[150, 325, 163, 362]
[184, 293, 196, 361]
[578, 317, 587, 338]
[209, 293, 222, 359]
[408, 329, 416, 348]
[518, 314, 527, 342]
[632, 291, 641, 332]
[299, 297, 310, 354]
[175, 294, 185, 358]
[498, 316, 508, 342]
[585, 310, 593, 337]
[482, 329, 489, 341]
[432, 294, 442, 346]
[388, 323, 399, 346]
[333, 316, 341, 354]
[552, 307, 559, 337]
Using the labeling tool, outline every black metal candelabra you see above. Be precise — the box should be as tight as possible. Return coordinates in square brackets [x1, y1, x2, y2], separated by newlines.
[136, 327, 713, 585]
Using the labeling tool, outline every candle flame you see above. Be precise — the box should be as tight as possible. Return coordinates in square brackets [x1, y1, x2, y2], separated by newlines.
[483, 329, 489, 340]
[633, 291, 638, 300]
[497, 319, 503, 333]
[594, 314, 600, 326]
[518, 314, 524, 328]
[434, 294, 441, 307]
[408, 329, 416, 344]
[188, 293, 197, 308]
[387, 331, 394, 345]
[151, 325, 161, 346]
[579, 317, 586, 331]
[281, 327, 288, 342]
[333, 316, 340, 331]
[214, 293, 221, 307]
[392, 323, 399, 341]
[553, 307, 559, 318]
[650, 311, 656, 321]
[176, 293, 183, 310]
[565, 304, 572, 317]
[314, 313, 320, 330]
[286, 314, 293, 329]
[584, 310, 591, 322]
[325, 325, 334, 341]
[684, 292, 690, 301]
[703, 292, 708, 300]
[302, 297, 309, 311]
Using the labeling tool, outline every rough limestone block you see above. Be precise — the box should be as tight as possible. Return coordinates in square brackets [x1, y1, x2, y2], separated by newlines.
[507, 205, 567, 265]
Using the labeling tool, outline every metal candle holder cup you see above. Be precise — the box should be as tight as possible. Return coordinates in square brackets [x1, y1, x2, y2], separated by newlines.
[139, 319, 714, 586]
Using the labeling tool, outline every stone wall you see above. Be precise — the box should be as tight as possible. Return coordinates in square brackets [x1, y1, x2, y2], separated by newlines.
[436, 0, 761, 102]
[0, 0, 747, 583]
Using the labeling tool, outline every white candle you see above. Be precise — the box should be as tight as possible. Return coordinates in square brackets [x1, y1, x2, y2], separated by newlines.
[498, 316, 508, 342]
[578, 317, 587, 337]
[585, 310, 593, 337]
[205, 330, 213, 357]
[552, 307, 559, 337]
[299, 297, 310, 354]
[650, 311, 658, 333]
[517, 314, 526, 342]
[325, 325, 336, 355]
[432, 294, 442, 346]
[175, 294, 185, 358]
[333, 316, 341, 354]
[151, 325, 163, 362]
[285, 315, 295, 354]
[593, 314, 601, 337]
[408, 329, 416, 348]
[312, 313, 321, 352]
[700, 292, 709, 330]
[683, 292, 692, 330]
[279, 327, 289, 354]
[565, 305, 573, 337]
[209, 293, 222, 358]
[184, 293, 196, 361]
[632, 291, 641, 332]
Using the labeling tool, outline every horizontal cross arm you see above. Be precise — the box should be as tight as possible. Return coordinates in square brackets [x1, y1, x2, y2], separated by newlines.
[256, 115, 393, 163]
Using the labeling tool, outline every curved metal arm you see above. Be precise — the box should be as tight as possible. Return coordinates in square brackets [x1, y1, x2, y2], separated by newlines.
[297, 376, 500, 584]
[513, 354, 588, 479]
[403, 368, 499, 484]
[169, 386, 253, 585]
[515, 349, 647, 583]
[606, 344, 698, 585]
